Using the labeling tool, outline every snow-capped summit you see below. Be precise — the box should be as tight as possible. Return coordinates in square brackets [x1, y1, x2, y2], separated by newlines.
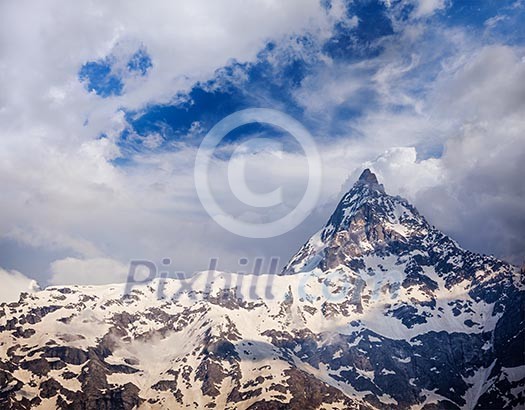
[283, 168, 429, 274]
[355, 168, 384, 191]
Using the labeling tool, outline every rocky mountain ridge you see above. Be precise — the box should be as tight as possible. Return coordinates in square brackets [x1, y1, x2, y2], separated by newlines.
[0, 170, 523, 409]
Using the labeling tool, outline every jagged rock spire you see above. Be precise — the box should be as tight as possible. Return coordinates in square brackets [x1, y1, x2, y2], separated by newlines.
[283, 168, 426, 273]
[358, 168, 378, 184]
[355, 168, 385, 192]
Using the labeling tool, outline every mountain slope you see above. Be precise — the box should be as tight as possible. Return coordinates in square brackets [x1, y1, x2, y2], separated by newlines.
[0, 170, 523, 409]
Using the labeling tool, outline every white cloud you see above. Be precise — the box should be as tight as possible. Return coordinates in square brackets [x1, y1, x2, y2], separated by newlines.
[142, 133, 164, 149]
[364, 147, 443, 198]
[49, 257, 129, 285]
[0, 268, 39, 304]
[411, 0, 447, 18]
[432, 45, 525, 121]
[484, 15, 509, 29]
[294, 63, 369, 115]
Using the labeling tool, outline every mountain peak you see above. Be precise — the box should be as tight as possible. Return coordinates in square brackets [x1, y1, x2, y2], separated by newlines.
[358, 168, 378, 184]
[283, 168, 429, 274]
[356, 168, 385, 192]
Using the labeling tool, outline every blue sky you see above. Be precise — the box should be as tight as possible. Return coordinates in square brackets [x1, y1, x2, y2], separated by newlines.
[78, 0, 524, 157]
[0, 0, 524, 288]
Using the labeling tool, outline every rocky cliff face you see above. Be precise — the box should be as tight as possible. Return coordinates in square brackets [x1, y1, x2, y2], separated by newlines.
[1, 170, 523, 409]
